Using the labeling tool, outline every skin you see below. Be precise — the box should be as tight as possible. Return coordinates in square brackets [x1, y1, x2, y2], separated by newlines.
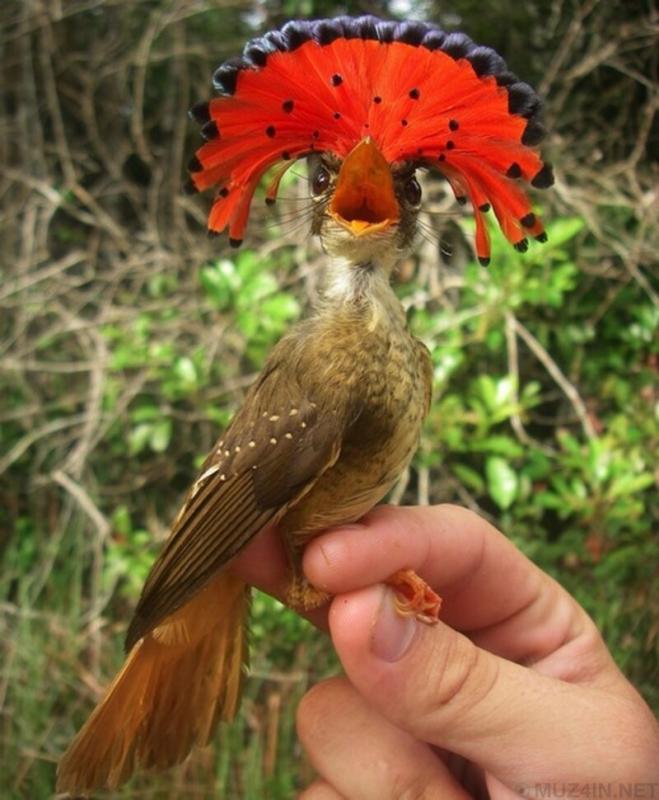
[231, 504, 659, 800]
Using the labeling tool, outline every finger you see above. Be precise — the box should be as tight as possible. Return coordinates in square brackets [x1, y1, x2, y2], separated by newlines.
[304, 504, 598, 664]
[298, 780, 345, 800]
[229, 524, 330, 630]
[297, 676, 469, 800]
[327, 584, 656, 788]
[229, 524, 287, 594]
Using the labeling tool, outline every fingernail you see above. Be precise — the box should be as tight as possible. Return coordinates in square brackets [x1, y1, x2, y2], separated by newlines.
[317, 524, 365, 566]
[370, 586, 418, 662]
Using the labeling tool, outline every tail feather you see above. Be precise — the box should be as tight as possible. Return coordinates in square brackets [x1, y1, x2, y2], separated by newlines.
[57, 572, 249, 794]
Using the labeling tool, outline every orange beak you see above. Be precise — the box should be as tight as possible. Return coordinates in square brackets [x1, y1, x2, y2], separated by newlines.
[329, 138, 399, 236]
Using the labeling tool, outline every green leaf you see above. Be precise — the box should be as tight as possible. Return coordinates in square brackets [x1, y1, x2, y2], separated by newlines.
[239, 271, 279, 305]
[128, 423, 153, 456]
[149, 419, 172, 453]
[609, 472, 654, 499]
[452, 463, 485, 493]
[260, 293, 299, 323]
[200, 259, 240, 308]
[475, 375, 498, 412]
[174, 356, 198, 388]
[486, 456, 518, 509]
[471, 435, 524, 458]
[112, 505, 132, 535]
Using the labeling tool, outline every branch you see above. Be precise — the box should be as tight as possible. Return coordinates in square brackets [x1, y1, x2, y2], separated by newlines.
[512, 318, 596, 440]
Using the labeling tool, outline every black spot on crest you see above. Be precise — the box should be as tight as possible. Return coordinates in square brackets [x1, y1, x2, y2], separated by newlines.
[282, 99, 294, 113]
[441, 32, 472, 60]
[212, 56, 246, 95]
[508, 82, 541, 118]
[409, 88, 420, 99]
[506, 162, 522, 179]
[201, 120, 219, 140]
[189, 102, 211, 124]
[393, 20, 427, 46]
[353, 16, 380, 40]
[280, 20, 312, 50]
[244, 44, 269, 67]
[522, 120, 546, 146]
[314, 19, 343, 45]
[449, 119, 459, 131]
[467, 45, 506, 77]
[331, 73, 343, 86]
[183, 178, 198, 195]
[531, 163, 554, 188]
[495, 70, 517, 88]
[265, 125, 276, 138]
[422, 30, 447, 50]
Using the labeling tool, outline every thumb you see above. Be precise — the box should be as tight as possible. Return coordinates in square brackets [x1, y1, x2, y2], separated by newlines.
[328, 585, 639, 788]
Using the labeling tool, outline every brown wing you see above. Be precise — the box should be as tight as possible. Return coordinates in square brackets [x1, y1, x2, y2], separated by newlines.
[125, 357, 347, 649]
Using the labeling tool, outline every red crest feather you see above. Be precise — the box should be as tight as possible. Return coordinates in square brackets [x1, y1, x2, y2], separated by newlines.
[187, 16, 553, 261]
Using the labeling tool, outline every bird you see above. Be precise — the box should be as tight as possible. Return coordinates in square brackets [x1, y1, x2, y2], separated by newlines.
[57, 15, 553, 794]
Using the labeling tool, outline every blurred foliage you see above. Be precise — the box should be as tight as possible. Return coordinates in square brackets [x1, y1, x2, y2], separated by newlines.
[0, 0, 657, 798]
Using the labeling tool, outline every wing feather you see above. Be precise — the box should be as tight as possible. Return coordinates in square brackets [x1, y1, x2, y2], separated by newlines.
[125, 356, 348, 649]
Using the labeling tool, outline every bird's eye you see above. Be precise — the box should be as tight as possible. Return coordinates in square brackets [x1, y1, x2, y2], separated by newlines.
[404, 175, 422, 206]
[311, 164, 330, 196]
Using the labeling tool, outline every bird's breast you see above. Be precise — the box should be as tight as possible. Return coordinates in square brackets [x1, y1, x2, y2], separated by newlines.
[281, 319, 431, 541]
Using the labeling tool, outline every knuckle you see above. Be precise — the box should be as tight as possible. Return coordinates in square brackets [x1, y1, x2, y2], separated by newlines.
[296, 683, 327, 740]
[390, 771, 436, 800]
[421, 633, 496, 724]
[297, 781, 342, 800]
[296, 677, 345, 745]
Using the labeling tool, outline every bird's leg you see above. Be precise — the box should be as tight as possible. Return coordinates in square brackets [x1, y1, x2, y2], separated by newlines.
[282, 538, 330, 612]
[385, 568, 442, 625]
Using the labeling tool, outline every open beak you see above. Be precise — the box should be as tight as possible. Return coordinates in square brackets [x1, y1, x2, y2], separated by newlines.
[329, 138, 399, 236]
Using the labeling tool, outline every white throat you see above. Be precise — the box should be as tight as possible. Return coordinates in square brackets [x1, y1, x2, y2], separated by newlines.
[319, 254, 406, 330]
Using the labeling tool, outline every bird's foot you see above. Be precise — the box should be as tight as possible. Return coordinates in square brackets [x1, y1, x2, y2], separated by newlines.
[284, 575, 330, 611]
[385, 568, 442, 625]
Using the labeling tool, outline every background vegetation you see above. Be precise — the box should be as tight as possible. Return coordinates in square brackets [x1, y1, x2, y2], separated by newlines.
[1, 0, 657, 797]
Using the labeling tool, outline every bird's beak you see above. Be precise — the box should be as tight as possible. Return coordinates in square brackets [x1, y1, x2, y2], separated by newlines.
[329, 138, 399, 237]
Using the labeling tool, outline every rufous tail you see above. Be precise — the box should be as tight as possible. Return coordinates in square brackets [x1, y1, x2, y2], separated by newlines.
[57, 572, 249, 795]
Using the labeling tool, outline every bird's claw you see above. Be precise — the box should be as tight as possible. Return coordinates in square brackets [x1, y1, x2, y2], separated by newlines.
[386, 568, 442, 624]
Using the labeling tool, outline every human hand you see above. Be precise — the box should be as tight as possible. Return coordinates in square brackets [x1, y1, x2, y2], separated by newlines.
[236, 505, 659, 799]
